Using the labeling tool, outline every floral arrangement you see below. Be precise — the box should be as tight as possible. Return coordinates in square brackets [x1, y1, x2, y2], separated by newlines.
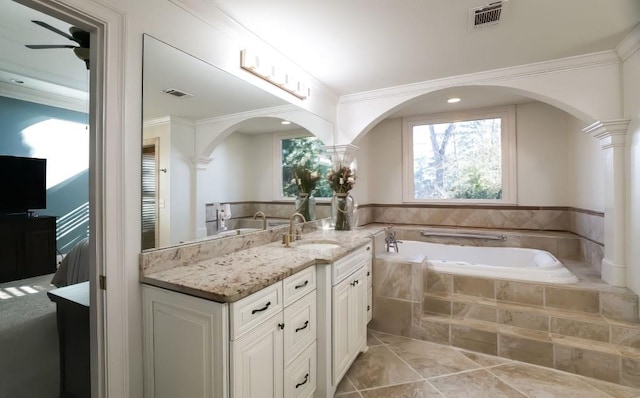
[291, 164, 321, 194]
[327, 164, 356, 194]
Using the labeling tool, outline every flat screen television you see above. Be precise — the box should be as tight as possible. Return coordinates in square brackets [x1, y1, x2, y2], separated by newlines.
[0, 155, 47, 214]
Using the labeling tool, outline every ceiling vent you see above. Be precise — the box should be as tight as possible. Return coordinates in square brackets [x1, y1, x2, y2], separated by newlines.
[161, 88, 193, 98]
[470, 1, 503, 29]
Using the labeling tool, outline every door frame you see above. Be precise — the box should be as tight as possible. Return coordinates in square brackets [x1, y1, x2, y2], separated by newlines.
[17, 0, 128, 396]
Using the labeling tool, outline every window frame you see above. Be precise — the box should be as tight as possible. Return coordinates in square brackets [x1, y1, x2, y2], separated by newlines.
[272, 131, 332, 202]
[401, 105, 517, 204]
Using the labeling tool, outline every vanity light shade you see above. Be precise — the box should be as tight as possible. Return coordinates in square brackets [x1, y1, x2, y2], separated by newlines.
[240, 49, 309, 100]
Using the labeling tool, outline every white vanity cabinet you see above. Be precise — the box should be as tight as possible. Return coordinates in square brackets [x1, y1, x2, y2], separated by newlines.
[142, 285, 229, 398]
[230, 266, 317, 398]
[316, 243, 372, 397]
[143, 265, 317, 398]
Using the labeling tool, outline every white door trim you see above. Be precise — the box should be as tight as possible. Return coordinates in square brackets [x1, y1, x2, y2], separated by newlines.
[17, 0, 128, 396]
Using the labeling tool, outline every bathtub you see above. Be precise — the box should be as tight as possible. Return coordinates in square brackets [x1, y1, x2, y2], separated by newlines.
[377, 241, 578, 284]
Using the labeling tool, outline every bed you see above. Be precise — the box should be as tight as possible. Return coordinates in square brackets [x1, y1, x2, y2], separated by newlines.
[51, 237, 89, 287]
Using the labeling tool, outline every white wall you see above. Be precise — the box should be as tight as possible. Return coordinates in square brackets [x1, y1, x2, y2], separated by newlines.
[360, 101, 601, 207]
[624, 44, 640, 294]
[169, 119, 195, 244]
[567, 115, 605, 212]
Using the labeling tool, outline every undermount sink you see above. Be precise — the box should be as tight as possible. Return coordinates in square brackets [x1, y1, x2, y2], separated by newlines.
[294, 240, 342, 251]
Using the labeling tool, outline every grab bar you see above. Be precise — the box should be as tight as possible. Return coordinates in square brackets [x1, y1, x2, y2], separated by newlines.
[419, 230, 507, 241]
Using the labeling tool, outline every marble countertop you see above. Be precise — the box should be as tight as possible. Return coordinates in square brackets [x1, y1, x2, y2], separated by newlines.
[141, 228, 380, 303]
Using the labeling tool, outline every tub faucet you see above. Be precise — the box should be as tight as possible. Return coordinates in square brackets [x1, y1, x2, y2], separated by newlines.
[385, 225, 400, 252]
[283, 212, 306, 247]
[253, 211, 267, 230]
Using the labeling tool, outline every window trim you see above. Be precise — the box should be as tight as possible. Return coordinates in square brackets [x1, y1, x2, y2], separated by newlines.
[272, 131, 332, 202]
[401, 105, 517, 204]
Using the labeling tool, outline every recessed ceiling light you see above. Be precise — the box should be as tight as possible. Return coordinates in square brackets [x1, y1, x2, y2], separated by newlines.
[281, 120, 291, 125]
[10, 79, 24, 85]
[447, 97, 461, 103]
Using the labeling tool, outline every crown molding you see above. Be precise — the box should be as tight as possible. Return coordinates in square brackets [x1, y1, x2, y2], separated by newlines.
[143, 115, 195, 128]
[190, 155, 213, 170]
[583, 119, 630, 149]
[339, 50, 621, 105]
[616, 23, 640, 62]
[0, 81, 87, 113]
[195, 104, 298, 127]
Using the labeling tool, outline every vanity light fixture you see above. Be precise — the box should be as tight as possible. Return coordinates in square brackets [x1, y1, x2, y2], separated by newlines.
[447, 97, 461, 103]
[240, 49, 310, 100]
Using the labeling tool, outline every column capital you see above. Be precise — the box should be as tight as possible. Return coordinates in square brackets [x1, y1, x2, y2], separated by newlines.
[323, 144, 359, 168]
[190, 156, 213, 171]
[583, 119, 630, 149]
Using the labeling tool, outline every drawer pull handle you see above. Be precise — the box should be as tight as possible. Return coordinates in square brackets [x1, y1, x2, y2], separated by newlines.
[350, 279, 359, 287]
[295, 373, 309, 389]
[367, 271, 370, 276]
[251, 301, 271, 314]
[366, 246, 370, 251]
[367, 305, 370, 311]
[295, 320, 309, 333]
[278, 323, 285, 330]
[294, 280, 309, 289]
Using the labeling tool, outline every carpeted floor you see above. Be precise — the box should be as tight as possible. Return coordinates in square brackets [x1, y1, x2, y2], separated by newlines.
[0, 273, 59, 398]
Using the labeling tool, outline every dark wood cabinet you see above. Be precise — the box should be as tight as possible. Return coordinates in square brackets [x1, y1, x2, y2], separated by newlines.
[48, 281, 90, 398]
[0, 215, 56, 282]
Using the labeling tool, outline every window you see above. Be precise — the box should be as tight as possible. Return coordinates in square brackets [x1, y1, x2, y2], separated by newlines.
[274, 133, 332, 199]
[402, 106, 516, 203]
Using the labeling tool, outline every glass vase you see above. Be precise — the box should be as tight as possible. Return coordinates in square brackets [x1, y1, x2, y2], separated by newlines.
[295, 192, 316, 221]
[332, 192, 354, 231]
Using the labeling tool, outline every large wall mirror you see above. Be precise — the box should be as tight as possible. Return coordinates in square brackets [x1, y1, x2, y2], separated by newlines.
[142, 35, 334, 251]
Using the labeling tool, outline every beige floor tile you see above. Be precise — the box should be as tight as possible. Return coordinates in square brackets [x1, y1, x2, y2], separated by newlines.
[369, 330, 413, 345]
[335, 376, 357, 395]
[367, 330, 383, 347]
[580, 376, 640, 398]
[387, 338, 480, 378]
[489, 363, 612, 397]
[359, 380, 442, 398]
[429, 369, 526, 397]
[458, 350, 512, 367]
[334, 392, 361, 398]
[345, 346, 421, 390]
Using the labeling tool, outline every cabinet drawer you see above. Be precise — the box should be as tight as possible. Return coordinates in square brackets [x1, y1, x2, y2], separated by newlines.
[284, 290, 317, 365]
[284, 342, 316, 398]
[230, 282, 283, 340]
[332, 244, 371, 285]
[283, 266, 316, 307]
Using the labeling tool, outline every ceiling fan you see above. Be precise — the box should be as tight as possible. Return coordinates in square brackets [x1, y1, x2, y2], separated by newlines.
[25, 20, 90, 70]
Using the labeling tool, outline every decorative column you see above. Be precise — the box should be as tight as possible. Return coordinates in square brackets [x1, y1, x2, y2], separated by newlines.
[323, 144, 359, 169]
[190, 156, 213, 239]
[583, 119, 630, 287]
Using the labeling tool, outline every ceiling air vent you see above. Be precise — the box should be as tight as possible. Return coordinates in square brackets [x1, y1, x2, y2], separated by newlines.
[470, 1, 503, 29]
[161, 88, 193, 98]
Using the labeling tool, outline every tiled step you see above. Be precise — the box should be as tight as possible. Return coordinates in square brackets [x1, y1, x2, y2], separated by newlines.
[412, 313, 640, 387]
[370, 259, 640, 388]
[422, 290, 640, 351]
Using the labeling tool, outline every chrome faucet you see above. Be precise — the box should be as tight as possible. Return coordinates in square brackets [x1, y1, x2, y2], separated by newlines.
[253, 211, 267, 230]
[283, 212, 306, 247]
[385, 225, 400, 252]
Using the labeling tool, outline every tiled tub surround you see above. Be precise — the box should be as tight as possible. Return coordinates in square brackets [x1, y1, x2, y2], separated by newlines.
[369, 253, 640, 388]
[357, 204, 605, 271]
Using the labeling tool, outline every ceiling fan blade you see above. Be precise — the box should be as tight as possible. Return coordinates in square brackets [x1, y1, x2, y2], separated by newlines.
[31, 20, 75, 42]
[25, 44, 77, 49]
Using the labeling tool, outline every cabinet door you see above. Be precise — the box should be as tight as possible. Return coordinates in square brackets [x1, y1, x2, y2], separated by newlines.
[349, 268, 367, 354]
[331, 276, 351, 384]
[231, 312, 284, 398]
[142, 285, 228, 398]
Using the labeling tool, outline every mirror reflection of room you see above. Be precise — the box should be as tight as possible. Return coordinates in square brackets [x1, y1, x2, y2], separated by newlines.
[141, 35, 334, 250]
